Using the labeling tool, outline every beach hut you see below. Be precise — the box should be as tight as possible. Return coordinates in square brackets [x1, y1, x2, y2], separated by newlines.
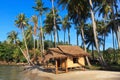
[43, 45, 89, 74]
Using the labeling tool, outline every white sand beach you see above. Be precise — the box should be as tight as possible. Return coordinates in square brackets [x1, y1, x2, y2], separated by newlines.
[21, 66, 120, 80]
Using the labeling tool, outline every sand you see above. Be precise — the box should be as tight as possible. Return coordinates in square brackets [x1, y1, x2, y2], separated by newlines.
[21, 66, 120, 80]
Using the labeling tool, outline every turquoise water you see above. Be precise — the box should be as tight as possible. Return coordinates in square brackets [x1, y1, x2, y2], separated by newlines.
[0, 65, 23, 80]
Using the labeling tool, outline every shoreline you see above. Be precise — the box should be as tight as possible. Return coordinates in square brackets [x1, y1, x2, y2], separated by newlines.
[0, 61, 28, 66]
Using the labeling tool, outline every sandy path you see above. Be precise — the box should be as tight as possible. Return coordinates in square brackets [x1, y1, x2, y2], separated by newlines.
[22, 67, 120, 80]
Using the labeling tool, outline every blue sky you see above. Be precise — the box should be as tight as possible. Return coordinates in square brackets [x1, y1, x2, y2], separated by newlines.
[0, 0, 35, 40]
[0, 0, 115, 49]
[0, 0, 74, 42]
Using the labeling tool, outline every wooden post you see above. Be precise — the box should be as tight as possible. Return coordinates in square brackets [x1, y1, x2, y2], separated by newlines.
[65, 58, 68, 73]
[55, 59, 58, 74]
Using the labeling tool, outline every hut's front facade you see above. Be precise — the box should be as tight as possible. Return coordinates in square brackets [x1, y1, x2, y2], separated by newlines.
[43, 45, 89, 74]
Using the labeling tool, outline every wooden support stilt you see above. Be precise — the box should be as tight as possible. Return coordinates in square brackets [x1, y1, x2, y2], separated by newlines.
[65, 58, 68, 73]
[55, 60, 58, 74]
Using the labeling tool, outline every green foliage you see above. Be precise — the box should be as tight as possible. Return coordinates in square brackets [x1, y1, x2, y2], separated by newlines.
[0, 42, 14, 62]
[103, 48, 120, 64]
[44, 40, 54, 50]
[44, 40, 70, 50]
[0, 42, 26, 63]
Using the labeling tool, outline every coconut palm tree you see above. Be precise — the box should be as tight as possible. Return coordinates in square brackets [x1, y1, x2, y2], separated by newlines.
[58, 0, 92, 66]
[58, 0, 109, 66]
[58, 0, 93, 66]
[88, 0, 108, 66]
[75, 26, 81, 46]
[7, 31, 18, 44]
[109, 0, 120, 49]
[25, 25, 34, 49]
[44, 9, 61, 45]
[32, 15, 38, 36]
[33, 0, 48, 57]
[94, 0, 114, 50]
[62, 15, 72, 44]
[62, 21, 67, 44]
[31, 15, 38, 58]
[106, 19, 120, 61]
[95, 0, 120, 49]
[96, 20, 110, 51]
[15, 13, 31, 65]
[51, 0, 57, 47]
[89, 0, 99, 53]
[84, 24, 103, 60]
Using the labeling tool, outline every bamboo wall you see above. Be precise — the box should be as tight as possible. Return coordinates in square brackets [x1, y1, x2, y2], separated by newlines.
[61, 57, 85, 68]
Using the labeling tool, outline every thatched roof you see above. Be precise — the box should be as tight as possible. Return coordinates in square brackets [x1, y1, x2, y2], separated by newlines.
[58, 45, 89, 57]
[43, 48, 67, 62]
[43, 45, 89, 62]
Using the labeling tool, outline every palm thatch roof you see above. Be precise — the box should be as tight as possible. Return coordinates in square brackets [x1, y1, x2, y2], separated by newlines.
[58, 45, 89, 57]
[43, 48, 67, 62]
[43, 45, 89, 62]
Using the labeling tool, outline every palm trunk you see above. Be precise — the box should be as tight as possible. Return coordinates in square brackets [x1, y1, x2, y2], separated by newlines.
[37, 39, 39, 49]
[116, 25, 120, 61]
[52, 0, 57, 48]
[89, 0, 106, 66]
[103, 33, 106, 52]
[22, 28, 31, 65]
[43, 32, 45, 54]
[117, 30, 120, 49]
[51, 33, 53, 42]
[64, 31, 66, 44]
[80, 26, 91, 67]
[34, 36, 36, 59]
[76, 30, 79, 46]
[112, 30, 116, 61]
[92, 44, 95, 60]
[112, 30, 115, 49]
[18, 46, 30, 64]
[68, 28, 70, 44]
[34, 37, 35, 49]
[57, 30, 59, 43]
[89, 0, 99, 53]
[40, 15, 44, 57]
[103, 18, 106, 52]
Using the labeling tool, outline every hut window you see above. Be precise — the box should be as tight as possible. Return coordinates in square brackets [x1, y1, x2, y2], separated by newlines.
[73, 58, 78, 63]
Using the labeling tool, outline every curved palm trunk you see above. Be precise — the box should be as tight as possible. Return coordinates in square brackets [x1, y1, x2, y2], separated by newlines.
[80, 26, 91, 67]
[89, 0, 106, 66]
[52, 0, 57, 48]
[22, 28, 31, 65]
[18, 46, 30, 63]
[89, 0, 99, 53]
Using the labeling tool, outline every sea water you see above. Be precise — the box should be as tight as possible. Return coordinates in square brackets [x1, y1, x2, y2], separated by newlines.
[0, 65, 23, 80]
